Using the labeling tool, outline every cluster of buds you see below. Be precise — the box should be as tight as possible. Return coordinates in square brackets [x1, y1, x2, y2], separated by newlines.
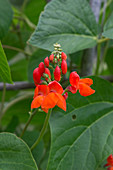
[31, 43, 95, 113]
[33, 43, 67, 86]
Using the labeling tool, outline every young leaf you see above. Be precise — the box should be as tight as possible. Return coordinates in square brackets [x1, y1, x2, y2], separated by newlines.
[28, 0, 98, 54]
[0, 42, 13, 84]
[102, 12, 113, 39]
[47, 77, 113, 170]
[0, 0, 13, 39]
[0, 133, 38, 170]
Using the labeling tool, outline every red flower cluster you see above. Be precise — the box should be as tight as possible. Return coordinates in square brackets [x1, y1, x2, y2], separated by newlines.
[105, 155, 113, 170]
[31, 45, 95, 113]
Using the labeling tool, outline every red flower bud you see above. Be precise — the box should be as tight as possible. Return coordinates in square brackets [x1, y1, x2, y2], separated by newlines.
[39, 62, 45, 75]
[49, 54, 54, 62]
[44, 57, 49, 67]
[33, 67, 41, 85]
[44, 68, 51, 81]
[54, 66, 61, 81]
[61, 52, 67, 60]
[61, 59, 67, 74]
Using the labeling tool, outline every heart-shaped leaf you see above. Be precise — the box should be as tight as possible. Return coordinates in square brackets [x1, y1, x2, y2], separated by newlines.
[47, 77, 113, 170]
[28, 0, 98, 54]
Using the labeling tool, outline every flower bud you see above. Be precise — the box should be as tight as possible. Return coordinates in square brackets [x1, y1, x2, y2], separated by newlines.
[44, 68, 51, 81]
[33, 67, 41, 85]
[39, 62, 45, 75]
[61, 59, 67, 74]
[44, 57, 49, 67]
[61, 52, 67, 60]
[49, 54, 54, 62]
[54, 66, 61, 81]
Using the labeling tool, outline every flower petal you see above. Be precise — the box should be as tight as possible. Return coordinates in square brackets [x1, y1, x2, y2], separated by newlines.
[55, 93, 66, 111]
[41, 107, 48, 113]
[79, 78, 93, 86]
[69, 71, 80, 87]
[42, 92, 59, 109]
[107, 155, 113, 166]
[48, 81, 63, 94]
[66, 86, 77, 94]
[34, 86, 39, 98]
[108, 167, 113, 170]
[31, 95, 44, 109]
[38, 85, 49, 96]
[79, 83, 95, 96]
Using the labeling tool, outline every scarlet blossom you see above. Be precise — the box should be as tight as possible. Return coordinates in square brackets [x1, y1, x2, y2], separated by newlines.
[69, 71, 95, 96]
[49, 54, 54, 62]
[33, 67, 41, 85]
[104, 155, 113, 170]
[61, 59, 67, 74]
[63, 91, 68, 100]
[39, 62, 45, 75]
[44, 57, 49, 67]
[31, 81, 66, 113]
[61, 52, 67, 60]
[54, 66, 61, 81]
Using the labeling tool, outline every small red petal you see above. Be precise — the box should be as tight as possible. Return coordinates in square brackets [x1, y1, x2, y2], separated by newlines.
[79, 83, 95, 96]
[34, 86, 39, 98]
[55, 93, 66, 111]
[44, 57, 49, 67]
[38, 85, 49, 96]
[54, 66, 61, 81]
[31, 95, 44, 109]
[66, 86, 77, 94]
[108, 167, 113, 170]
[63, 91, 68, 100]
[79, 78, 93, 86]
[61, 59, 67, 74]
[48, 81, 63, 94]
[69, 71, 80, 87]
[39, 62, 45, 75]
[41, 107, 48, 113]
[42, 92, 59, 109]
[61, 52, 67, 60]
[44, 68, 51, 81]
[107, 155, 113, 166]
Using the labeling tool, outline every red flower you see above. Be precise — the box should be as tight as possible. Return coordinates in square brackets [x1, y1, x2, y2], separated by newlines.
[61, 59, 67, 74]
[69, 71, 95, 96]
[61, 52, 67, 60]
[105, 155, 113, 170]
[42, 81, 66, 111]
[33, 67, 41, 85]
[54, 66, 61, 81]
[31, 81, 66, 113]
[44, 57, 49, 67]
[49, 54, 54, 62]
[39, 62, 45, 75]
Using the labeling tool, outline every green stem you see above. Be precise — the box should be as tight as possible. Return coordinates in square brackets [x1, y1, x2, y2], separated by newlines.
[95, 43, 101, 75]
[21, 0, 28, 12]
[98, 38, 109, 44]
[20, 109, 37, 138]
[0, 83, 6, 126]
[31, 109, 52, 151]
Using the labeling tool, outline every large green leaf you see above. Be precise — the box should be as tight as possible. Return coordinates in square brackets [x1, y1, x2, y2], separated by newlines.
[47, 77, 113, 170]
[28, 0, 98, 54]
[0, 42, 13, 83]
[28, 49, 50, 82]
[102, 12, 113, 39]
[0, 0, 13, 39]
[0, 132, 38, 170]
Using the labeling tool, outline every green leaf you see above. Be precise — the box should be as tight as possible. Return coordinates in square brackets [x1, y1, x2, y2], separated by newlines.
[0, 42, 13, 83]
[22, 131, 44, 165]
[28, 0, 98, 54]
[102, 12, 113, 39]
[28, 48, 50, 82]
[47, 77, 113, 170]
[0, 0, 13, 39]
[0, 132, 38, 170]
